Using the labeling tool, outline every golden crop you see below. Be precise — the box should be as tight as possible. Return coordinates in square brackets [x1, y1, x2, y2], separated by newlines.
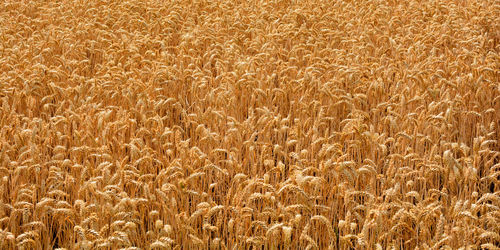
[0, 0, 498, 249]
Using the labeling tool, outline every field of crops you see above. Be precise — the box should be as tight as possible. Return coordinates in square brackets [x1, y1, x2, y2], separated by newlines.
[0, 0, 499, 248]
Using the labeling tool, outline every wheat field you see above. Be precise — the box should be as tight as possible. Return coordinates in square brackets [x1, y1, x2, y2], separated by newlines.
[0, 0, 499, 249]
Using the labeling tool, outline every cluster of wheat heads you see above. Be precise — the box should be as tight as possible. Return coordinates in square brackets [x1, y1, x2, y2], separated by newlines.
[0, 0, 499, 249]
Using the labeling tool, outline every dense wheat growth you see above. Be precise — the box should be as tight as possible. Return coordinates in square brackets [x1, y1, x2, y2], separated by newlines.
[0, 0, 499, 248]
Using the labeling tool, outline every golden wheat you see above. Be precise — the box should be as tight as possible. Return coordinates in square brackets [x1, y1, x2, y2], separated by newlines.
[0, 0, 499, 248]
